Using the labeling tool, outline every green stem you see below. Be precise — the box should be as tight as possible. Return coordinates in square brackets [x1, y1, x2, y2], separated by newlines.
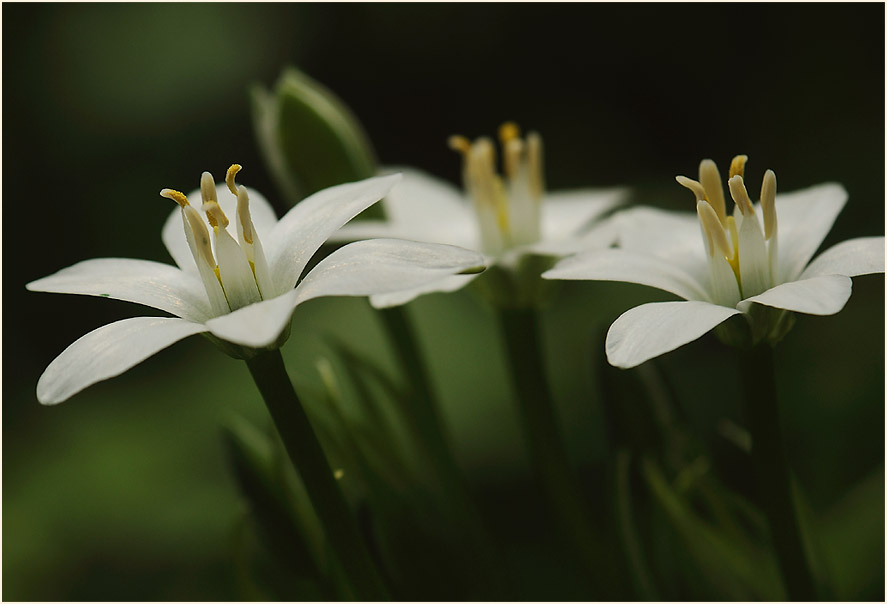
[246, 349, 389, 601]
[378, 306, 451, 465]
[738, 344, 816, 601]
[378, 305, 509, 596]
[497, 306, 612, 591]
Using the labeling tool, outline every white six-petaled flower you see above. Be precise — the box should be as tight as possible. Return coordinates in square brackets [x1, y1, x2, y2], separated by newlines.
[27, 166, 485, 404]
[330, 123, 626, 307]
[543, 155, 885, 368]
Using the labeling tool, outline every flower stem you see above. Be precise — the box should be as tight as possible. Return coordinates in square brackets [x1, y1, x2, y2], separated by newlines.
[497, 306, 613, 593]
[378, 305, 509, 596]
[245, 349, 389, 601]
[738, 344, 816, 601]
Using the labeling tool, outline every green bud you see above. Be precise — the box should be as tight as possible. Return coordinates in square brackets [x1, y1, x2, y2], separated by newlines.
[251, 67, 378, 208]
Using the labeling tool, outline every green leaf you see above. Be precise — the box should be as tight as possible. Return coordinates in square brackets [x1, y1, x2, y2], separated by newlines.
[250, 67, 378, 208]
[221, 415, 334, 598]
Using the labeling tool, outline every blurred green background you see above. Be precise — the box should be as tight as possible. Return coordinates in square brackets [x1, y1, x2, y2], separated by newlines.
[4, 3, 884, 600]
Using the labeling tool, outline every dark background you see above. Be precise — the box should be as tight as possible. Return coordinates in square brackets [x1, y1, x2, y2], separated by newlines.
[4, 3, 884, 600]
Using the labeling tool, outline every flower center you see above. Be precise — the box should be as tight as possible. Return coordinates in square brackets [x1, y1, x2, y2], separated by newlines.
[161, 164, 273, 315]
[677, 155, 779, 304]
[448, 122, 545, 255]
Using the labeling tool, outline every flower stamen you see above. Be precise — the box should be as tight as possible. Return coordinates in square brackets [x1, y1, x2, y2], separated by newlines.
[729, 154, 748, 180]
[728, 175, 756, 217]
[698, 159, 727, 223]
[160, 188, 190, 208]
[697, 200, 733, 259]
[760, 169, 777, 240]
[226, 164, 242, 196]
[676, 176, 708, 202]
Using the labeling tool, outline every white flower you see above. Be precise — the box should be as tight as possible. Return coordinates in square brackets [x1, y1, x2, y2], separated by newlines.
[331, 123, 626, 307]
[27, 166, 486, 404]
[543, 155, 885, 368]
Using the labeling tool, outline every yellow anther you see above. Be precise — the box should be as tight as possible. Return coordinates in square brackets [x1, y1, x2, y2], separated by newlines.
[200, 171, 218, 204]
[498, 121, 521, 144]
[334, 469, 345, 480]
[203, 201, 229, 230]
[447, 135, 472, 155]
[676, 175, 707, 201]
[226, 164, 242, 196]
[236, 185, 254, 245]
[698, 159, 727, 222]
[160, 188, 190, 208]
[760, 169, 777, 240]
[728, 155, 748, 180]
[728, 175, 755, 217]
[697, 200, 733, 259]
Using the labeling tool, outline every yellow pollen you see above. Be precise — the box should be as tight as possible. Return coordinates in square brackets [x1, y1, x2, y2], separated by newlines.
[675, 175, 707, 201]
[226, 164, 242, 196]
[447, 135, 471, 155]
[728, 175, 755, 217]
[498, 121, 521, 144]
[160, 188, 190, 208]
[203, 201, 229, 229]
[728, 155, 748, 180]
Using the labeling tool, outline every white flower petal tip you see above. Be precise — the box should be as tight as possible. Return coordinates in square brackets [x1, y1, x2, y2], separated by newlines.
[737, 275, 853, 316]
[606, 301, 741, 369]
[26, 258, 214, 322]
[36, 317, 207, 405]
[800, 236, 885, 279]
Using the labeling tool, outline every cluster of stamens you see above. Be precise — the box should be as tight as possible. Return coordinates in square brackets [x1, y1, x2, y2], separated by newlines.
[161, 165, 271, 315]
[448, 122, 545, 255]
[676, 156, 778, 301]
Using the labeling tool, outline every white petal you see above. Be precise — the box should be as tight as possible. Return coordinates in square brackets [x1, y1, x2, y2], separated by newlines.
[540, 187, 627, 241]
[162, 185, 278, 273]
[606, 301, 741, 368]
[162, 207, 198, 273]
[26, 258, 212, 322]
[773, 183, 847, 282]
[525, 216, 620, 257]
[613, 206, 709, 281]
[293, 238, 485, 306]
[543, 248, 710, 302]
[377, 166, 475, 233]
[204, 290, 300, 348]
[266, 174, 402, 296]
[36, 317, 207, 405]
[330, 166, 478, 249]
[799, 236, 886, 279]
[369, 273, 480, 308]
[737, 275, 852, 316]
